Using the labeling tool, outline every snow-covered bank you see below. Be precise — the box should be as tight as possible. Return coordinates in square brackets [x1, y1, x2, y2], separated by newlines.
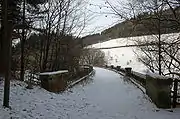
[0, 68, 180, 119]
[90, 33, 180, 74]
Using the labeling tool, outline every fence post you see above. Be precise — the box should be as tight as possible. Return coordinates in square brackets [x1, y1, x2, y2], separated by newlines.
[125, 67, 132, 76]
[27, 72, 33, 89]
[111, 65, 114, 69]
[173, 79, 178, 108]
[116, 66, 121, 71]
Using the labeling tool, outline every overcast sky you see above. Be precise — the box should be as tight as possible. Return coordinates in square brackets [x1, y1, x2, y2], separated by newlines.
[82, 0, 122, 36]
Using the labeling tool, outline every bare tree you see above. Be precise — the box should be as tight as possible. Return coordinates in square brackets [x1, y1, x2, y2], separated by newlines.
[17, 0, 92, 72]
[80, 48, 107, 67]
[132, 0, 180, 75]
[105, 0, 180, 76]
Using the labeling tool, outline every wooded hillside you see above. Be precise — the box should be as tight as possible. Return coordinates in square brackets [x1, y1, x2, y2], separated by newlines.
[101, 8, 180, 39]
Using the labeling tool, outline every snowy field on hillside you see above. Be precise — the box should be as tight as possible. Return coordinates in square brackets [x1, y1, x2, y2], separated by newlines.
[0, 68, 180, 119]
[90, 33, 180, 73]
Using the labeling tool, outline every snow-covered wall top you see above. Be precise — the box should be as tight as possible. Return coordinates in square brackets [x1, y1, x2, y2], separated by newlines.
[146, 72, 171, 80]
[39, 70, 68, 76]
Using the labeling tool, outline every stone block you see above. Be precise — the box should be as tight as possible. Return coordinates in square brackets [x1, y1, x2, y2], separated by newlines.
[146, 75, 172, 108]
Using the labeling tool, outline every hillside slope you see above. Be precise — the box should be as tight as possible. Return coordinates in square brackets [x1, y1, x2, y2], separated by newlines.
[101, 8, 180, 39]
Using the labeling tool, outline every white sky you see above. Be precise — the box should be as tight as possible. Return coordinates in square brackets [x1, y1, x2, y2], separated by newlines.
[82, 0, 122, 36]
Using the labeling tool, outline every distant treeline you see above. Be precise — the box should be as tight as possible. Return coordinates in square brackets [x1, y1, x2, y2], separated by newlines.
[101, 7, 180, 39]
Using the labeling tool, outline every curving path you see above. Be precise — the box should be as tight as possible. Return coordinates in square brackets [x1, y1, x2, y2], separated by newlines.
[66, 67, 180, 119]
[0, 67, 180, 119]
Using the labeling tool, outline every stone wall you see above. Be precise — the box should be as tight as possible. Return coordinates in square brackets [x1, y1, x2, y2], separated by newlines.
[40, 65, 94, 93]
[40, 74, 67, 92]
[107, 65, 173, 109]
[146, 75, 172, 108]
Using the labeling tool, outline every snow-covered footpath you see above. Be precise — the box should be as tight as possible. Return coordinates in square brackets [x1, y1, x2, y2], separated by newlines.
[0, 67, 180, 119]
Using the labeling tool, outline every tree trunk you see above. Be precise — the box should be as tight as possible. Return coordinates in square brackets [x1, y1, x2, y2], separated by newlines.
[158, 10, 162, 75]
[2, 0, 13, 107]
[20, 0, 26, 81]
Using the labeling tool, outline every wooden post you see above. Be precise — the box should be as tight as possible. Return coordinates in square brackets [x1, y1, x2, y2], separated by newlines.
[111, 65, 114, 69]
[125, 67, 132, 76]
[116, 66, 121, 71]
[173, 79, 178, 108]
[27, 72, 33, 89]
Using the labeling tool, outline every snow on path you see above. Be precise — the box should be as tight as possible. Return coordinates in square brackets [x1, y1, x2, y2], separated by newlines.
[0, 67, 180, 119]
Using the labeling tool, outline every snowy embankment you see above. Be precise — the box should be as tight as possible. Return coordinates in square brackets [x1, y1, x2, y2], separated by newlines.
[90, 33, 179, 74]
[0, 68, 180, 119]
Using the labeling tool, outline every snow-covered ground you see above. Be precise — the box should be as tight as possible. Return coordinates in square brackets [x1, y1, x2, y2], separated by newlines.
[90, 33, 179, 74]
[0, 67, 180, 119]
